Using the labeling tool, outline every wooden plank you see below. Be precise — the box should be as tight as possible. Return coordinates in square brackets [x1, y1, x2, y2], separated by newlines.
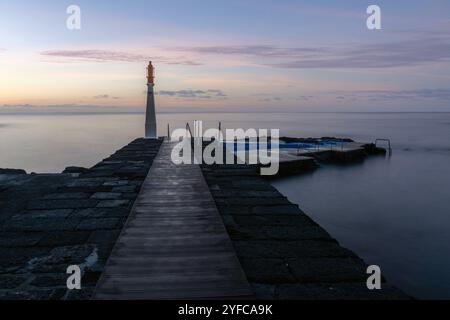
[93, 140, 253, 300]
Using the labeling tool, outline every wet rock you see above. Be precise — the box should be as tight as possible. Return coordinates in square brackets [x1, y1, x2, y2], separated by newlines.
[0, 168, 26, 175]
[30, 273, 67, 288]
[201, 162, 410, 299]
[2, 217, 81, 232]
[91, 192, 122, 200]
[241, 258, 295, 283]
[251, 283, 276, 299]
[321, 137, 354, 143]
[77, 218, 120, 230]
[27, 199, 98, 210]
[14, 209, 73, 219]
[286, 257, 369, 283]
[62, 166, 89, 174]
[112, 185, 138, 193]
[38, 231, 91, 247]
[43, 193, 89, 200]
[0, 138, 164, 300]
[96, 200, 130, 208]
[363, 143, 387, 155]
[0, 232, 43, 247]
[0, 275, 28, 289]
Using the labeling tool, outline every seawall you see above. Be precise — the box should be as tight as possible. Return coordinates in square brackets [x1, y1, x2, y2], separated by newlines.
[201, 163, 408, 299]
[0, 139, 162, 299]
[0, 138, 408, 299]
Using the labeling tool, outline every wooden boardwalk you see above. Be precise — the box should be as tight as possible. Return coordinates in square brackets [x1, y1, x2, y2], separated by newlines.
[93, 141, 252, 299]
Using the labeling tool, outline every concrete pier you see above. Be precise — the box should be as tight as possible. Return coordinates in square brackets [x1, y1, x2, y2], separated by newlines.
[0, 138, 408, 300]
[235, 139, 387, 177]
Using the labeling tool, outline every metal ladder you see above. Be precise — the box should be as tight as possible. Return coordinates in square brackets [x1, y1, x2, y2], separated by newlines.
[375, 138, 392, 155]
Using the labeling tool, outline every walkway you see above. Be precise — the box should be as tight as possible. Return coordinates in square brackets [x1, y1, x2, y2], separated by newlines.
[94, 141, 252, 299]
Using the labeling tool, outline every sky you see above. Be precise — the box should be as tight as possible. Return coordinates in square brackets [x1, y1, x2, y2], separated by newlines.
[1, 0, 450, 112]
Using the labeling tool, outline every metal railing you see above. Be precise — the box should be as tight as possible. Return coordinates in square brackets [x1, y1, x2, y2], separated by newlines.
[297, 140, 342, 155]
[375, 138, 392, 155]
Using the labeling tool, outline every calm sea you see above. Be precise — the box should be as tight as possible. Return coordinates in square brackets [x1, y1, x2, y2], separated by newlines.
[1, 111, 450, 299]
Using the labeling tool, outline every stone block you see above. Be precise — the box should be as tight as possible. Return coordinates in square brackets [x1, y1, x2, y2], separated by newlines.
[0, 275, 27, 289]
[27, 199, 98, 210]
[38, 231, 91, 247]
[103, 180, 129, 187]
[112, 185, 138, 193]
[96, 200, 130, 208]
[30, 273, 67, 288]
[287, 257, 369, 283]
[32, 245, 97, 268]
[71, 207, 129, 219]
[240, 258, 295, 283]
[262, 225, 332, 241]
[0, 232, 43, 247]
[234, 240, 357, 259]
[77, 218, 120, 231]
[91, 192, 122, 200]
[251, 205, 301, 215]
[2, 218, 81, 232]
[43, 193, 89, 200]
[251, 283, 276, 300]
[17, 209, 73, 219]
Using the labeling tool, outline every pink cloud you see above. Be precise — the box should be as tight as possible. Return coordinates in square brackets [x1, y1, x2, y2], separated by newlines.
[40, 49, 202, 66]
[172, 36, 450, 69]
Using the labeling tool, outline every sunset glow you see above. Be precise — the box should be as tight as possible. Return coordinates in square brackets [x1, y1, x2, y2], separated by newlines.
[1, 0, 450, 112]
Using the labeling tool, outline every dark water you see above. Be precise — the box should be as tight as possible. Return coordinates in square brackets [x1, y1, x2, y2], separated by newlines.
[269, 113, 450, 299]
[1, 111, 449, 298]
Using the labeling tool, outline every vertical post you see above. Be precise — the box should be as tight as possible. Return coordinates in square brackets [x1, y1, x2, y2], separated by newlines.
[145, 61, 157, 139]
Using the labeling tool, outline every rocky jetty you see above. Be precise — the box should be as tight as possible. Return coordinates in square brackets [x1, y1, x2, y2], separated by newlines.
[201, 163, 409, 299]
[281, 136, 355, 144]
[0, 136, 405, 300]
[0, 138, 162, 299]
[0, 168, 27, 175]
[62, 166, 90, 175]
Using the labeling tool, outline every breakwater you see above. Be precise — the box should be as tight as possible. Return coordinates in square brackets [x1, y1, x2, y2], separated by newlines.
[0, 139, 162, 299]
[0, 138, 408, 299]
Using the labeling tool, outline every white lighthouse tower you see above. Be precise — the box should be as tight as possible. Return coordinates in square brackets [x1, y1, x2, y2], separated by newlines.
[145, 61, 157, 138]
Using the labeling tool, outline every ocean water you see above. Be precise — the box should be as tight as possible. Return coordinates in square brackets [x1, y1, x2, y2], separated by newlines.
[1, 111, 450, 299]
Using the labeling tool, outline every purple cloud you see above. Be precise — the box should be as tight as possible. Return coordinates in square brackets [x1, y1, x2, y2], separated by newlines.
[324, 89, 450, 102]
[40, 49, 202, 66]
[358, 89, 450, 101]
[296, 96, 314, 101]
[173, 45, 324, 59]
[157, 89, 227, 99]
[274, 38, 450, 69]
[41, 50, 147, 62]
[39, 35, 450, 70]
[258, 96, 282, 102]
[173, 37, 450, 69]
[92, 94, 121, 100]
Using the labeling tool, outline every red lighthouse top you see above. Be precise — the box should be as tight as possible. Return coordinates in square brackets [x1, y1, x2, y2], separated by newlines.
[147, 61, 154, 85]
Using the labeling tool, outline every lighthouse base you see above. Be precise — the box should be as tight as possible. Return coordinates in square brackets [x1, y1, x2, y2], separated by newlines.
[145, 83, 157, 138]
